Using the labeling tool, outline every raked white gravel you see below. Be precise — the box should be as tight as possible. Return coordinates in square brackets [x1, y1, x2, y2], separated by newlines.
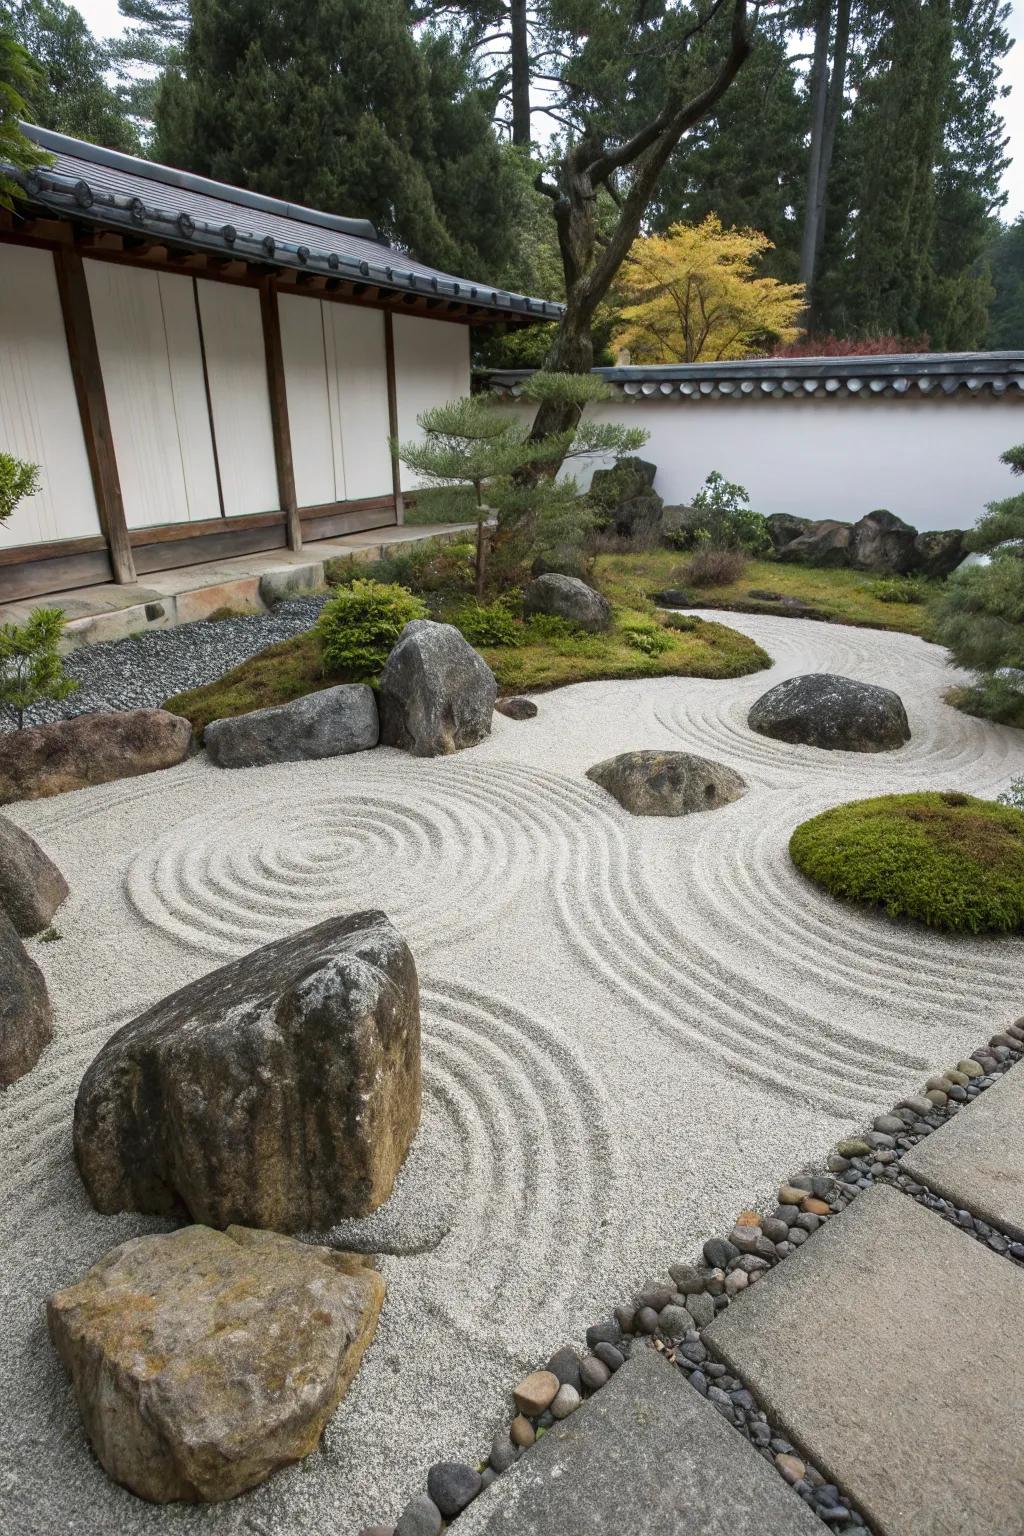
[2, 612, 1023, 1535]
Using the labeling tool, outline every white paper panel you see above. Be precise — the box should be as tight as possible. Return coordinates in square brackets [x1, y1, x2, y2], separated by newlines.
[393, 314, 470, 490]
[157, 272, 220, 522]
[0, 243, 100, 548]
[279, 293, 336, 508]
[325, 303, 392, 500]
[86, 260, 195, 530]
[197, 282, 279, 517]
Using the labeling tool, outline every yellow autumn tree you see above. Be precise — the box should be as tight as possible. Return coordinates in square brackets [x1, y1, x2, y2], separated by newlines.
[612, 216, 805, 364]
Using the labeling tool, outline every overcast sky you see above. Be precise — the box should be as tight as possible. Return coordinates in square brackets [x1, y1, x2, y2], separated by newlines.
[67, 0, 1024, 221]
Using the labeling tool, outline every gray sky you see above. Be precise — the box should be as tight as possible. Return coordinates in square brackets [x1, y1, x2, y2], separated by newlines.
[67, 0, 1024, 220]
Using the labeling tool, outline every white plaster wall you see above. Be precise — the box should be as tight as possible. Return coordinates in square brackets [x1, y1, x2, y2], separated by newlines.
[324, 303, 393, 501]
[0, 243, 100, 549]
[393, 315, 471, 491]
[568, 395, 1024, 532]
[279, 293, 336, 508]
[196, 281, 279, 518]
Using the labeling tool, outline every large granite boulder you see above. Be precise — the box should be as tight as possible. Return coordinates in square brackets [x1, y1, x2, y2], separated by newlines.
[776, 520, 853, 568]
[914, 528, 967, 579]
[748, 673, 911, 753]
[850, 509, 918, 574]
[766, 513, 812, 551]
[587, 751, 748, 816]
[48, 1224, 385, 1503]
[204, 684, 378, 768]
[0, 910, 52, 1087]
[74, 911, 421, 1230]
[0, 709, 191, 804]
[378, 620, 497, 757]
[523, 573, 612, 633]
[589, 458, 663, 538]
[0, 814, 68, 935]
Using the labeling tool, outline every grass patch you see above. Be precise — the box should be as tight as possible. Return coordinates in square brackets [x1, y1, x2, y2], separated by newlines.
[166, 599, 770, 735]
[595, 551, 939, 637]
[789, 791, 1024, 933]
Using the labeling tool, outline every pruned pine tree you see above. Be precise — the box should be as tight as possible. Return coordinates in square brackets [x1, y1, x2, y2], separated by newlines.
[0, 29, 47, 207]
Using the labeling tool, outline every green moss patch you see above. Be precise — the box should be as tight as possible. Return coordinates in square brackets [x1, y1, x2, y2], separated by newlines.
[789, 791, 1024, 934]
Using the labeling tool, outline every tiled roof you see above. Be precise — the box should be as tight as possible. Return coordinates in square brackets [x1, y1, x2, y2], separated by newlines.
[7, 124, 564, 323]
[481, 353, 1024, 399]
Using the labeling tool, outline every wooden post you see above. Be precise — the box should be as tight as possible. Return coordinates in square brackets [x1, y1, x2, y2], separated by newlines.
[260, 279, 302, 551]
[54, 246, 137, 585]
[384, 311, 405, 525]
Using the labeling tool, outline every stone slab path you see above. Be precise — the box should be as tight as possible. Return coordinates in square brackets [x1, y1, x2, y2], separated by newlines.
[456, 1348, 823, 1536]
[706, 1184, 1024, 1536]
[901, 1064, 1024, 1241]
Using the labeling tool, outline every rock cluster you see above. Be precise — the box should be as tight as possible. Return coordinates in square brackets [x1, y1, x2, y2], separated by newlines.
[773, 509, 967, 577]
[0, 708, 192, 804]
[74, 910, 421, 1231]
[204, 683, 378, 767]
[48, 1224, 385, 1502]
[586, 750, 748, 816]
[379, 619, 497, 756]
[522, 573, 612, 634]
[748, 673, 911, 753]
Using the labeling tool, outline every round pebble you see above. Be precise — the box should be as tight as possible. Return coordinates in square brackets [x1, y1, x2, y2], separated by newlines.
[550, 1383, 581, 1419]
[512, 1370, 559, 1416]
[778, 1184, 808, 1206]
[585, 1320, 621, 1350]
[426, 1462, 482, 1520]
[686, 1292, 715, 1329]
[724, 1269, 748, 1295]
[395, 1494, 443, 1536]
[657, 1305, 694, 1340]
[546, 1346, 582, 1391]
[776, 1453, 807, 1484]
[703, 1237, 739, 1268]
[958, 1060, 983, 1078]
[595, 1341, 625, 1370]
[510, 1414, 535, 1447]
[490, 1430, 519, 1473]
[926, 1089, 948, 1107]
[580, 1356, 611, 1392]
[635, 1306, 659, 1335]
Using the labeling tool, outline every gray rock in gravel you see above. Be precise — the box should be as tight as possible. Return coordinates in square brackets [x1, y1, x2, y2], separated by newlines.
[396, 1494, 444, 1536]
[522, 573, 612, 633]
[378, 620, 496, 757]
[748, 673, 910, 753]
[495, 696, 538, 721]
[0, 814, 68, 935]
[551, 1383, 582, 1418]
[0, 910, 52, 1088]
[490, 1430, 520, 1473]
[73, 911, 421, 1231]
[203, 684, 378, 767]
[586, 750, 747, 817]
[850, 508, 919, 574]
[658, 1304, 694, 1339]
[0, 708, 191, 804]
[47, 1224, 384, 1503]
[686, 1292, 715, 1329]
[546, 1345, 582, 1391]
[427, 1461, 482, 1519]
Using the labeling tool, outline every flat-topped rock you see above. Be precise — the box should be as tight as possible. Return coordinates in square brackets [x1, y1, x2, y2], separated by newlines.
[706, 1185, 1024, 1536]
[74, 911, 421, 1230]
[457, 1347, 821, 1535]
[0, 813, 68, 935]
[902, 1063, 1024, 1241]
[0, 708, 191, 803]
[748, 673, 910, 752]
[586, 750, 747, 817]
[48, 1224, 384, 1502]
[204, 684, 378, 766]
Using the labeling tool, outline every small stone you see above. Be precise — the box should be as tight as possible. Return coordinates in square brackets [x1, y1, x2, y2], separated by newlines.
[926, 1089, 948, 1107]
[703, 1237, 739, 1268]
[480, 1468, 497, 1491]
[728, 1225, 763, 1253]
[775, 1204, 802, 1226]
[613, 1305, 636, 1335]
[395, 1494, 443, 1536]
[795, 1212, 820, 1232]
[579, 1356, 610, 1392]
[594, 1342, 624, 1371]
[705, 1268, 726, 1295]
[426, 1462, 481, 1520]
[359, 1526, 395, 1536]
[490, 1431, 519, 1473]
[686, 1292, 715, 1329]
[636, 1286, 674, 1311]
[827, 1155, 851, 1173]
[990, 1033, 1016, 1049]
[635, 1306, 659, 1334]
[925, 1075, 952, 1093]
[958, 1060, 983, 1078]
[510, 1415, 535, 1448]
[512, 1370, 559, 1416]
[550, 1383, 581, 1419]
[948, 1085, 968, 1101]
[724, 1270, 748, 1295]
[778, 1184, 809, 1206]
[802, 1197, 831, 1216]
[945, 1070, 969, 1086]
[835, 1139, 870, 1158]
[495, 696, 537, 721]
[761, 1216, 789, 1244]
[873, 1114, 905, 1134]
[775, 1453, 807, 1485]
[657, 1305, 693, 1339]
[668, 1263, 704, 1294]
[545, 1346, 582, 1391]
[788, 1227, 808, 1246]
[585, 1319, 621, 1349]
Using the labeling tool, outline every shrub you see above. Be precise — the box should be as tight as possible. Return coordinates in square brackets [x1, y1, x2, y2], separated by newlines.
[522, 612, 590, 646]
[621, 621, 673, 656]
[669, 471, 771, 554]
[315, 580, 426, 678]
[866, 575, 930, 604]
[451, 598, 522, 648]
[998, 775, 1024, 811]
[789, 791, 1024, 933]
[0, 607, 78, 728]
[662, 612, 701, 632]
[682, 546, 748, 588]
[0, 452, 41, 527]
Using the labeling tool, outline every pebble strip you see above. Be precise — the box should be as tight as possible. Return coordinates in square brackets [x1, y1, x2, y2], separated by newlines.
[362, 1018, 1024, 1536]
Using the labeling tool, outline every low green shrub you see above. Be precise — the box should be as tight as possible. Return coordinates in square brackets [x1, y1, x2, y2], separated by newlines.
[789, 791, 1024, 933]
[665, 471, 771, 554]
[0, 452, 41, 526]
[522, 612, 589, 645]
[315, 580, 427, 678]
[620, 620, 673, 656]
[0, 607, 78, 729]
[866, 575, 929, 604]
[661, 612, 701, 632]
[998, 775, 1024, 811]
[451, 598, 522, 648]
[683, 546, 749, 588]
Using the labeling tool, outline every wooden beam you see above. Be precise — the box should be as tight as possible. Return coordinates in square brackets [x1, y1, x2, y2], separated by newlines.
[260, 280, 302, 551]
[53, 246, 137, 585]
[383, 311, 405, 526]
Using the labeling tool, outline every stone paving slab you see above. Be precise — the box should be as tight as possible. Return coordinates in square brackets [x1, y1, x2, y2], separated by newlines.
[706, 1184, 1024, 1536]
[902, 1064, 1024, 1240]
[456, 1346, 822, 1536]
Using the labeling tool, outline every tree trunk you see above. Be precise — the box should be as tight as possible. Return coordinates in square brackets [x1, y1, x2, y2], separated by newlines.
[510, 0, 531, 146]
[799, 0, 831, 298]
[812, 0, 851, 273]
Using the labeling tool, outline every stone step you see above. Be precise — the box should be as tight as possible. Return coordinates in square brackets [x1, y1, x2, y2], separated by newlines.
[706, 1183, 1024, 1536]
[455, 1345, 822, 1536]
[901, 1063, 1024, 1241]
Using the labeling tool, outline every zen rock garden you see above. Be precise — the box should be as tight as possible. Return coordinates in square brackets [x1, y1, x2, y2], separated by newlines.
[2, 579, 1024, 1536]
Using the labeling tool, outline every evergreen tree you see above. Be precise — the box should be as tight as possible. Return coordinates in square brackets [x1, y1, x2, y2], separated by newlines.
[1, 0, 138, 150]
[110, 0, 189, 134]
[987, 217, 1024, 349]
[154, 0, 527, 279]
[0, 29, 46, 206]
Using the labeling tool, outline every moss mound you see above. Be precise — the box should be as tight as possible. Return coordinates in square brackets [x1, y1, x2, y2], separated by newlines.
[789, 791, 1024, 934]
